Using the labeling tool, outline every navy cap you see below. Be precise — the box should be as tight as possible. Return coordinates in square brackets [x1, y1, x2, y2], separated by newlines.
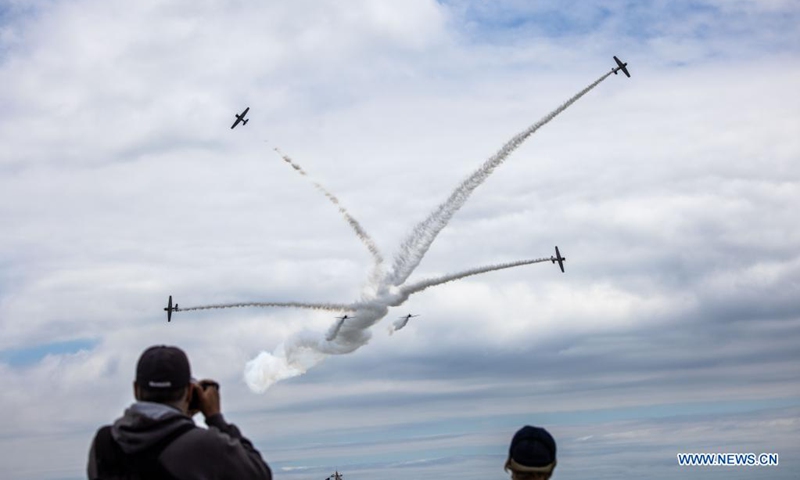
[506, 425, 557, 473]
[135, 345, 191, 390]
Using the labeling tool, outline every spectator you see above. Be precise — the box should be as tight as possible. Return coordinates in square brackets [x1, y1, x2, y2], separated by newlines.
[87, 345, 271, 480]
[504, 425, 557, 480]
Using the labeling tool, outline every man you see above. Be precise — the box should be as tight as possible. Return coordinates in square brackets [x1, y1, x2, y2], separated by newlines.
[87, 345, 272, 480]
[504, 425, 557, 480]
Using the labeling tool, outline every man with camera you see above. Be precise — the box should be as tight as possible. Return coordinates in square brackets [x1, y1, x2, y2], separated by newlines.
[87, 345, 272, 480]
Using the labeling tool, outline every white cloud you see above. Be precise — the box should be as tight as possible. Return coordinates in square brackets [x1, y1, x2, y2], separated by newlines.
[1, 0, 799, 478]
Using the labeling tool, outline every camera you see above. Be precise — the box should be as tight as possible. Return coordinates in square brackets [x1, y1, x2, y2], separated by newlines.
[188, 379, 219, 412]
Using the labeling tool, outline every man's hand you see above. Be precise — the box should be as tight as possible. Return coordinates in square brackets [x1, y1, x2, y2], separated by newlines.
[195, 379, 221, 418]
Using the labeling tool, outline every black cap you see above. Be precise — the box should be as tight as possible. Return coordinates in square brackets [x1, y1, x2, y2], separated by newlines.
[506, 425, 557, 473]
[135, 345, 191, 390]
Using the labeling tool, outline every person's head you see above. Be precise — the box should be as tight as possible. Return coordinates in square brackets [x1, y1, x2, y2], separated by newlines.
[504, 425, 557, 480]
[133, 345, 192, 412]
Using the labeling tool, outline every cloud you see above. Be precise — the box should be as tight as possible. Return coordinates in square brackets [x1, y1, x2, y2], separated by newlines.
[0, 0, 799, 479]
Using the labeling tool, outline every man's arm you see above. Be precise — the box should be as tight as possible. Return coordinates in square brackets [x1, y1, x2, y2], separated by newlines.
[87, 434, 99, 479]
[197, 380, 272, 480]
[205, 413, 272, 480]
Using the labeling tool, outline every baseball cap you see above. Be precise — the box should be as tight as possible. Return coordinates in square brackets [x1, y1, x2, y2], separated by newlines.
[135, 345, 191, 390]
[505, 425, 557, 474]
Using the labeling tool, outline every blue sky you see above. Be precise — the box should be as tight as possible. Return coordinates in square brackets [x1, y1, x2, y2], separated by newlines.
[0, 338, 98, 366]
[1, 0, 799, 479]
[443, 0, 800, 53]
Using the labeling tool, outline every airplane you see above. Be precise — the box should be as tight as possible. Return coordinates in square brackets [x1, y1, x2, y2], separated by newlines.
[230, 107, 250, 129]
[326, 471, 343, 480]
[164, 295, 180, 322]
[612, 56, 630, 78]
[399, 314, 419, 322]
[550, 246, 566, 273]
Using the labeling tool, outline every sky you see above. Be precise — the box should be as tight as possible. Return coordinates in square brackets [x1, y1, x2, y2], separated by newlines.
[1, 0, 799, 478]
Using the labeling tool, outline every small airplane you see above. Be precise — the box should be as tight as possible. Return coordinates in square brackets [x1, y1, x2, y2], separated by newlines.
[612, 56, 630, 78]
[164, 295, 180, 322]
[399, 314, 419, 321]
[326, 471, 343, 480]
[551, 246, 566, 273]
[230, 107, 250, 129]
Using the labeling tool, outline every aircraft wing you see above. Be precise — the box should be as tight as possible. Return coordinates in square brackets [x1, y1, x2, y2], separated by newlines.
[165, 295, 173, 322]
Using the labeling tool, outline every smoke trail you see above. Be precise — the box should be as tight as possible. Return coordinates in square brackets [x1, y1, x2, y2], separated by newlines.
[389, 315, 413, 334]
[388, 72, 612, 286]
[399, 257, 552, 297]
[273, 148, 385, 274]
[245, 340, 327, 392]
[384, 257, 551, 334]
[244, 303, 388, 392]
[325, 316, 348, 341]
[181, 301, 353, 312]
[242, 256, 552, 390]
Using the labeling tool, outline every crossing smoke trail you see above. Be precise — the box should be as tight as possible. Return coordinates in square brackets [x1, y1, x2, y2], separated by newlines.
[243, 257, 554, 391]
[273, 148, 385, 274]
[387, 71, 612, 287]
[241, 74, 610, 392]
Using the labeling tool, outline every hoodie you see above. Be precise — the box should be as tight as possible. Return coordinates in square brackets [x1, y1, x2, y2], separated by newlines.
[88, 402, 271, 480]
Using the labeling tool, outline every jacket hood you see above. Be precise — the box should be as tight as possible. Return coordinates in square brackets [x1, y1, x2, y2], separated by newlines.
[111, 401, 195, 454]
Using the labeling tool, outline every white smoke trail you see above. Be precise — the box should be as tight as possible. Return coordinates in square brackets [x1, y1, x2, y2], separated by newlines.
[181, 301, 352, 312]
[325, 316, 348, 341]
[369, 258, 555, 314]
[244, 257, 554, 386]
[383, 257, 552, 334]
[388, 72, 612, 286]
[245, 340, 327, 393]
[389, 315, 413, 334]
[399, 257, 552, 298]
[244, 303, 387, 391]
[273, 148, 385, 276]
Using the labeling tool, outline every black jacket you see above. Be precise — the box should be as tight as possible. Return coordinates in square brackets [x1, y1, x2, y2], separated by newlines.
[88, 402, 271, 480]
